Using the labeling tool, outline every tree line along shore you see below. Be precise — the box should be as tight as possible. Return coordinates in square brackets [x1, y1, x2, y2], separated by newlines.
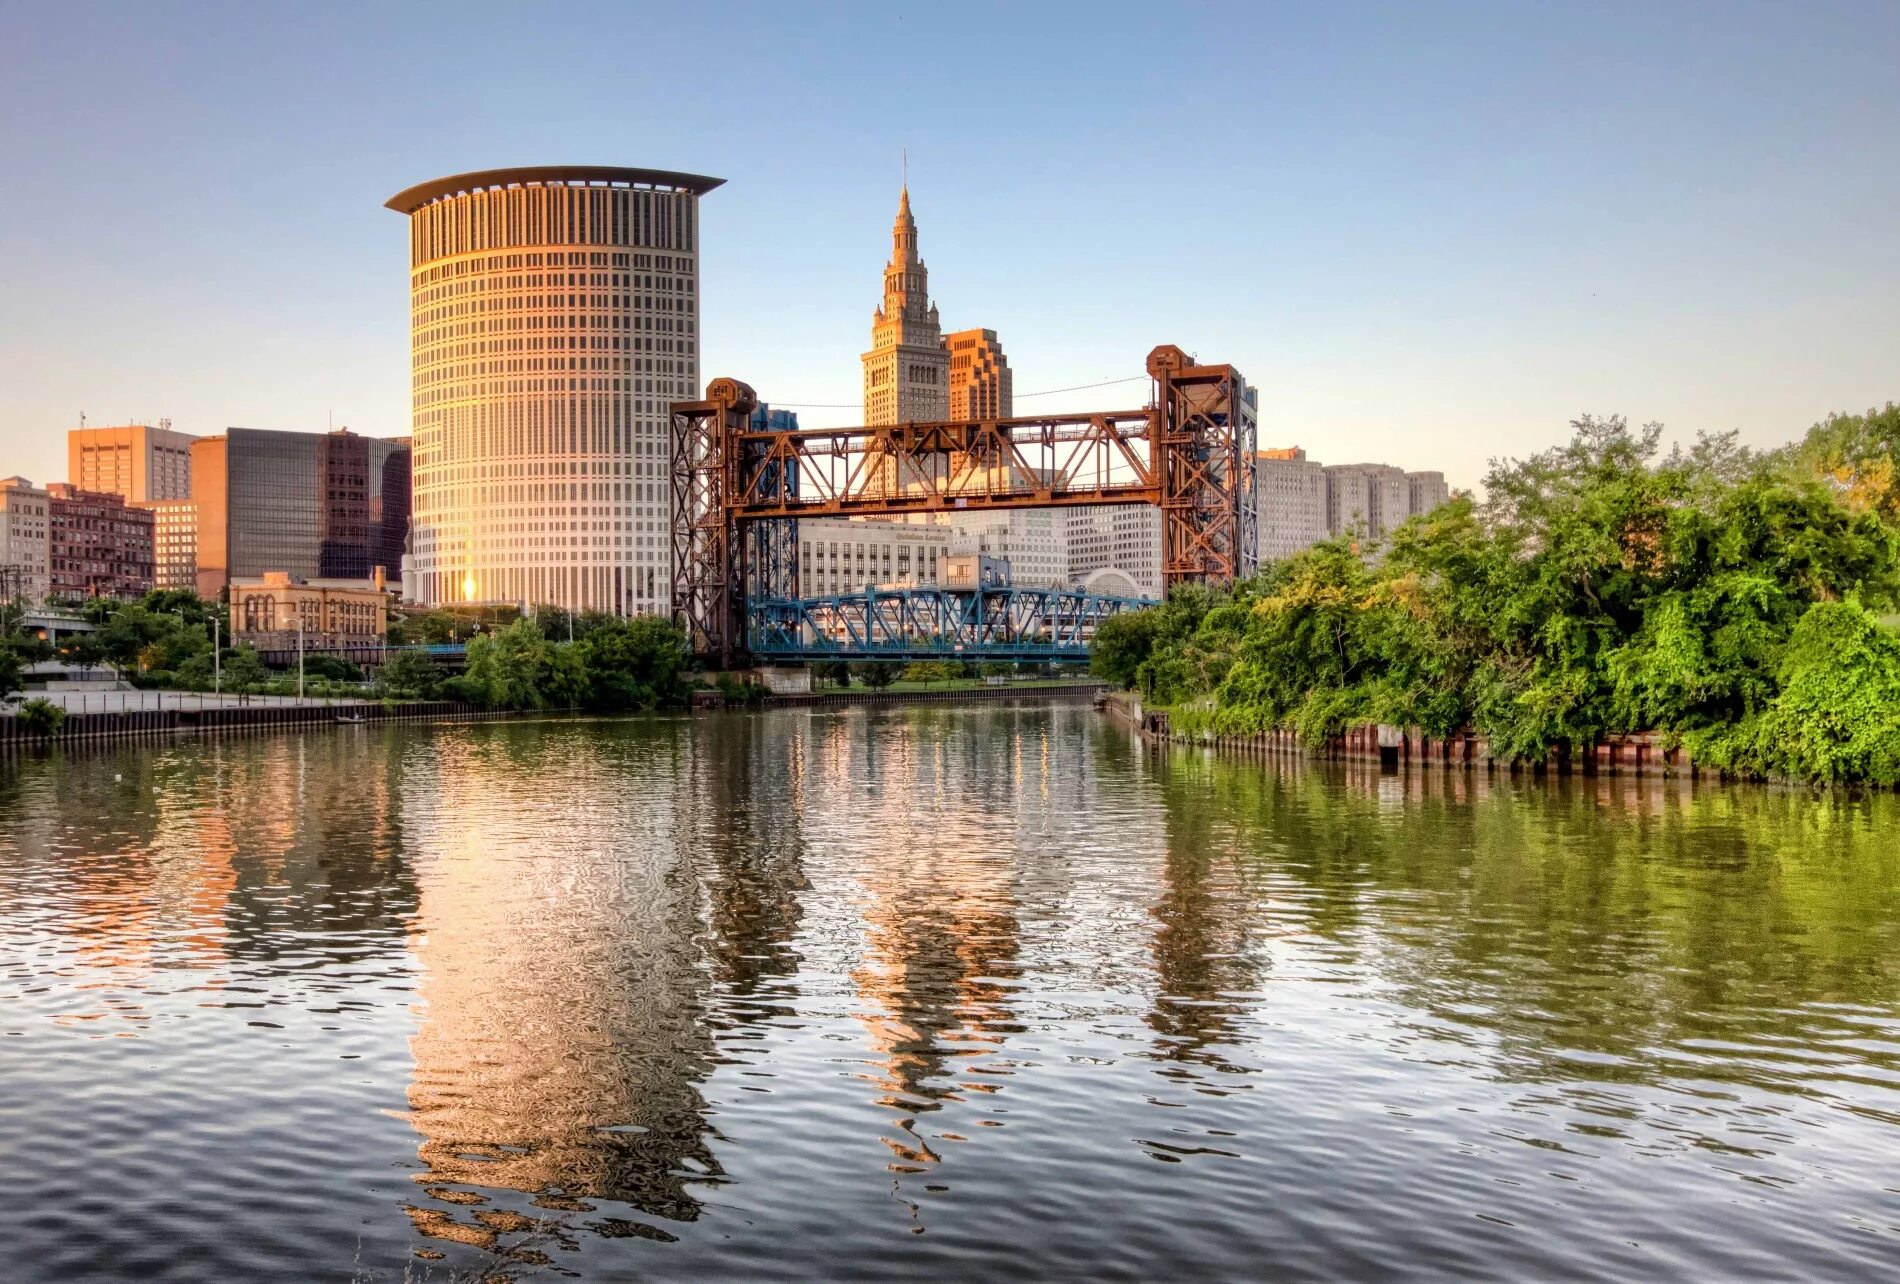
[1091, 405, 1900, 787]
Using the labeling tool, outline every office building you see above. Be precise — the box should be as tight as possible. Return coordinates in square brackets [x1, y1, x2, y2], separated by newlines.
[946, 328, 1012, 421]
[1322, 465, 1373, 539]
[387, 165, 723, 614]
[1065, 505, 1163, 599]
[0, 477, 52, 602]
[231, 570, 390, 649]
[68, 423, 198, 503]
[862, 186, 948, 427]
[135, 499, 198, 591]
[191, 427, 410, 598]
[797, 517, 950, 597]
[1255, 448, 1329, 562]
[1250, 452, 1455, 563]
[1407, 471, 1449, 517]
[947, 509, 1068, 588]
[1324, 462, 1421, 540]
[46, 484, 154, 600]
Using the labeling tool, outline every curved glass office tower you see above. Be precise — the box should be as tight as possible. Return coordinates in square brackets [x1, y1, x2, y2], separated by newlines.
[386, 166, 724, 613]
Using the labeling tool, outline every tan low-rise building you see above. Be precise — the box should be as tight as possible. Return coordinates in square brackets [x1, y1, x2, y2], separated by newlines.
[231, 569, 390, 648]
[0, 477, 52, 602]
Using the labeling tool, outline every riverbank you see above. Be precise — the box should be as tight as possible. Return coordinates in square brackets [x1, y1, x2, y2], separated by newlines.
[0, 699, 512, 750]
[1, 680, 1112, 749]
[1103, 690, 1702, 779]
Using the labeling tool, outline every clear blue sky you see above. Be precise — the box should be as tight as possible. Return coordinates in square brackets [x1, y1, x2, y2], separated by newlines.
[2, 1, 1896, 491]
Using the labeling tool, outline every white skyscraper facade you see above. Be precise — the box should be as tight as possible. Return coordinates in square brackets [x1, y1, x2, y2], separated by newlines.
[388, 165, 721, 613]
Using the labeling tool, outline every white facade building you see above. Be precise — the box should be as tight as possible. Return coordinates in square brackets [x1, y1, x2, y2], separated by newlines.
[134, 499, 198, 591]
[387, 165, 722, 615]
[946, 509, 1069, 589]
[1065, 505, 1163, 598]
[798, 517, 950, 597]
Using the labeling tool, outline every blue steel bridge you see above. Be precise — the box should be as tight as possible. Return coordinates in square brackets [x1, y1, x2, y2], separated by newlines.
[747, 584, 1155, 661]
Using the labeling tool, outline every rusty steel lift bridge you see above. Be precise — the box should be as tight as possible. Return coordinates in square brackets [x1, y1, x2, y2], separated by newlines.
[669, 344, 1257, 667]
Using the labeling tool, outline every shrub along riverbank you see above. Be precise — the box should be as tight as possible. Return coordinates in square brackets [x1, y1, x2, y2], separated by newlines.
[1092, 409, 1900, 786]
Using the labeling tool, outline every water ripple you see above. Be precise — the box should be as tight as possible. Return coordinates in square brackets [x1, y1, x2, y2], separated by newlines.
[1, 707, 1899, 1279]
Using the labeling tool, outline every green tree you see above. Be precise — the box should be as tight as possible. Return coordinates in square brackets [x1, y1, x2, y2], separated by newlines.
[1691, 600, 1900, 786]
[903, 660, 959, 683]
[853, 661, 898, 689]
[459, 618, 564, 709]
[0, 642, 23, 704]
[578, 616, 688, 711]
[15, 697, 66, 738]
[1104, 409, 1900, 779]
[1795, 402, 1900, 525]
[375, 651, 444, 699]
[222, 644, 270, 695]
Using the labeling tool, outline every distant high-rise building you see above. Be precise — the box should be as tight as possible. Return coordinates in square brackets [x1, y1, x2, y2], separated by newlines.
[1323, 463, 1416, 540]
[1252, 454, 1454, 563]
[386, 165, 723, 613]
[1254, 448, 1328, 562]
[68, 423, 198, 503]
[946, 328, 1012, 421]
[1406, 471, 1449, 517]
[189, 428, 410, 598]
[862, 186, 948, 426]
[46, 484, 154, 600]
[0, 477, 52, 602]
[1323, 464, 1373, 538]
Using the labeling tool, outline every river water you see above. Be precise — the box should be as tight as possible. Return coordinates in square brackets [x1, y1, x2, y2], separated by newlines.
[2, 702, 1898, 1280]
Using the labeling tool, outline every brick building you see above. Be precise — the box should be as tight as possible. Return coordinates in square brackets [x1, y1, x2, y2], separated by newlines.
[46, 484, 155, 600]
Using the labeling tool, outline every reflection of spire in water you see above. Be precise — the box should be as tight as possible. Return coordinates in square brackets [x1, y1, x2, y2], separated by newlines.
[836, 711, 1030, 1168]
[687, 715, 810, 1015]
[403, 724, 720, 1252]
[1147, 753, 1267, 1075]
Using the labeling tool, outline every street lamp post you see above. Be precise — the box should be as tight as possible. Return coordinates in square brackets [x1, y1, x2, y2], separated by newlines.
[296, 617, 305, 702]
[213, 614, 221, 698]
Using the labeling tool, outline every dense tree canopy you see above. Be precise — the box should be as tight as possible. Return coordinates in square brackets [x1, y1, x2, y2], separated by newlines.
[1096, 414, 1900, 784]
[450, 615, 691, 713]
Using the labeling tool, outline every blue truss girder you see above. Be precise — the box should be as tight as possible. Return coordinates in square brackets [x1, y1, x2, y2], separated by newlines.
[746, 586, 1155, 660]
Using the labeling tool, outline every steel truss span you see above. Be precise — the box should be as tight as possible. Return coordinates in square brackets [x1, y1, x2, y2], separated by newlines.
[671, 344, 1255, 665]
[748, 585, 1154, 661]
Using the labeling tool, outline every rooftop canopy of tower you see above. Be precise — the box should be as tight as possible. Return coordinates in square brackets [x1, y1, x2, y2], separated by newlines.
[384, 165, 726, 214]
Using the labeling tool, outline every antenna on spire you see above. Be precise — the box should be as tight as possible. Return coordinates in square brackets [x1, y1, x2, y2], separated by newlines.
[902, 148, 908, 190]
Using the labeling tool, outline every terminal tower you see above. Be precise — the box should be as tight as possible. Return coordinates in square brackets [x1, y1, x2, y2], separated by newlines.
[861, 187, 949, 425]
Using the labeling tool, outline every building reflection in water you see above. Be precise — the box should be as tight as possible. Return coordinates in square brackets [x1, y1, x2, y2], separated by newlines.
[1146, 750, 1269, 1081]
[401, 719, 766, 1253]
[687, 714, 810, 1028]
[2, 732, 417, 1030]
[820, 709, 1045, 1181]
